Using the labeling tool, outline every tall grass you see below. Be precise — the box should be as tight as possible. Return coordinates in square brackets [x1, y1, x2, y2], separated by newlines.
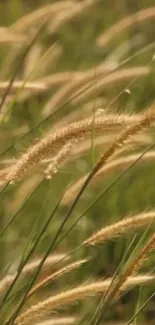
[0, 0, 155, 324]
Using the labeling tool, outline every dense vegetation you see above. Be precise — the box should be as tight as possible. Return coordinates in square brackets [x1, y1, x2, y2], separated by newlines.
[1, 0, 155, 324]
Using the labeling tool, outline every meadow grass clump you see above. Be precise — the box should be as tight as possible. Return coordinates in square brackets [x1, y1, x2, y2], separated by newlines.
[1, 1, 155, 325]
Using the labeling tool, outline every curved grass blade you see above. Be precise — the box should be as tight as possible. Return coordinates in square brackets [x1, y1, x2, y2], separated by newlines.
[2, 182, 70, 323]
[51, 143, 155, 251]
[7, 144, 155, 324]
[126, 291, 155, 325]
[0, 178, 44, 238]
[0, 20, 47, 117]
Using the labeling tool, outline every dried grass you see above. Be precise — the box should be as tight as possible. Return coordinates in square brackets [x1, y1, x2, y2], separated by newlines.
[5, 114, 140, 182]
[0, 28, 26, 43]
[83, 211, 155, 245]
[0, 254, 68, 296]
[90, 106, 155, 178]
[35, 316, 76, 325]
[43, 63, 116, 116]
[11, 1, 75, 32]
[0, 81, 47, 96]
[73, 67, 150, 105]
[97, 6, 155, 47]
[62, 149, 155, 206]
[103, 234, 155, 302]
[44, 141, 74, 179]
[15, 275, 155, 325]
[28, 259, 88, 299]
[47, 0, 98, 35]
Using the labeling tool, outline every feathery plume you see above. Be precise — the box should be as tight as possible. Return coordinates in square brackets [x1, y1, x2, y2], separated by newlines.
[0, 253, 68, 296]
[5, 114, 140, 182]
[15, 275, 155, 325]
[83, 211, 155, 246]
[73, 67, 150, 105]
[97, 6, 155, 47]
[44, 141, 74, 179]
[0, 81, 47, 95]
[11, 1, 75, 32]
[61, 148, 155, 206]
[28, 259, 88, 299]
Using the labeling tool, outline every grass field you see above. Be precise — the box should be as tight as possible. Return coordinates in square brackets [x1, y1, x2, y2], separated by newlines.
[1, 1, 155, 324]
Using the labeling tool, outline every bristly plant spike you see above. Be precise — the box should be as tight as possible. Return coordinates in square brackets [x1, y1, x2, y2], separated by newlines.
[14, 275, 155, 325]
[5, 113, 141, 182]
[83, 211, 155, 246]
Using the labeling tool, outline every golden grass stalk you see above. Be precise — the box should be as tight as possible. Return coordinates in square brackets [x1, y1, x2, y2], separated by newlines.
[5, 114, 140, 182]
[23, 42, 62, 83]
[61, 145, 154, 206]
[35, 316, 76, 325]
[44, 141, 74, 179]
[43, 63, 116, 116]
[0, 27, 26, 43]
[11, 1, 75, 32]
[83, 211, 155, 246]
[91, 106, 155, 178]
[15, 275, 155, 325]
[47, 0, 97, 35]
[104, 234, 155, 302]
[60, 107, 155, 205]
[73, 67, 150, 105]
[28, 259, 88, 299]
[39, 62, 116, 91]
[97, 6, 155, 47]
[0, 81, 47, 95]
[0, 253, 68, 296]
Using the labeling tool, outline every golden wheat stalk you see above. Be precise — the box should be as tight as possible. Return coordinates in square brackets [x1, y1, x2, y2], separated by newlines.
[83, 211, 155, 246]
[15, 275, 155, 325]
[5, 114, 140, 182]
[28, 259, 88, 299]
[97, 6, 155, 47]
